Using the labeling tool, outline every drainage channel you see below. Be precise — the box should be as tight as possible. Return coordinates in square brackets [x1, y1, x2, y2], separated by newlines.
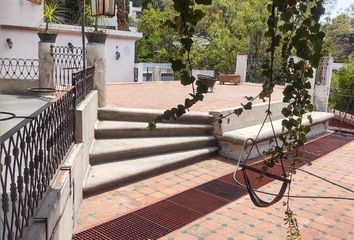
[73, 133, 352, 240]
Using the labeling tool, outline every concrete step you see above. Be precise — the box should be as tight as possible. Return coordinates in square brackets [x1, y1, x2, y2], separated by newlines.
[90, 136, 217, 164]
[98, 107, 213, 124]
[83, 146, 220, 196]
[95, 121, 214, 138]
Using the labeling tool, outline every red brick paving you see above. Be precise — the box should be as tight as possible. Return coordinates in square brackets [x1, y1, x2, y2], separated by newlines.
[106, 82, 284, 111]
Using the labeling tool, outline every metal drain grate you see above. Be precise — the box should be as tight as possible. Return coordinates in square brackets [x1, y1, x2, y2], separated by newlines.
[167, 189, 229, 214]
[81, 213, 170, 240]
[134, 200, 202, 231]
[74, 133, 352, 240]
[196, 179, 247, 201]
[74, 228, 111, 240]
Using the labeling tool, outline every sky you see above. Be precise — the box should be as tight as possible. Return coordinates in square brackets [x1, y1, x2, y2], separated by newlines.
[330, 0, 354, 18]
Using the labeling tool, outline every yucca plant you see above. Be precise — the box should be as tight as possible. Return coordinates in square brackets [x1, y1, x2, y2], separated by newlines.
[43, 0, 67, 32]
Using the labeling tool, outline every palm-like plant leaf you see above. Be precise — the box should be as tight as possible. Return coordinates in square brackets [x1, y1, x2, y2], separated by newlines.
[43, 1, 68, 31]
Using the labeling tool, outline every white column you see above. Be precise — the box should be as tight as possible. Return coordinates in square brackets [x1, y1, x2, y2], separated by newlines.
[314, 57, 333, 112]
[87, 43, 107, 107]
[235, 55, 248, 84]
[154, 67, 161, 81]
[135, 63, 144, 82]
[38, 42, 55, 89]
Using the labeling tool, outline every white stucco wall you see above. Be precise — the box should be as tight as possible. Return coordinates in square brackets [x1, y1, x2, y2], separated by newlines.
[0, 0, 43, 28]
[0, 1, 142, 83]
[0, 25, 141, 83]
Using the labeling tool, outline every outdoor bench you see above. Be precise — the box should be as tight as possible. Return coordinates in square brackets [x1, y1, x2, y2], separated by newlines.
[210, 101, 335, 161]
[219, 74, 241, 85]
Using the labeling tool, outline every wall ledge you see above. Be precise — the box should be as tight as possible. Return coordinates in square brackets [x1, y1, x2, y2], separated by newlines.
[0, 23, 142, 40]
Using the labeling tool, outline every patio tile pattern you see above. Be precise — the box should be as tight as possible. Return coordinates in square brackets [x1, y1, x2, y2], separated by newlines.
[75, 156, 236, 232]
[163, 134, 354, 240]
[106, 82, 284, 111]
[74, 133, 353, 239]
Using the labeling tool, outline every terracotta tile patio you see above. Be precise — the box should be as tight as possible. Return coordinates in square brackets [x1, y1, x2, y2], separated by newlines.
[106, 82, 284, 111]
[75, 134, 354, 239]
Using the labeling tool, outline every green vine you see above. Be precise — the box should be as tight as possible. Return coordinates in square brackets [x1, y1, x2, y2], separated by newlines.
[149, 0, 326, 238]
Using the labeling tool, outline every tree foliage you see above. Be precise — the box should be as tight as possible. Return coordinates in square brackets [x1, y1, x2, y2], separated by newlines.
[330, 54, 354, 113]
[135, 1, 179, 62]
[322, 12, 354, 62]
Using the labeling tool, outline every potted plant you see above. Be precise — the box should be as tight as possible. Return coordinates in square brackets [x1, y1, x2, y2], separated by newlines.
[85, 17, 108, 44]
[38, 1, 66, 43]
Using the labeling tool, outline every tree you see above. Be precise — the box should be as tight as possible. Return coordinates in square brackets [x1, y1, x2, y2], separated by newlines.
[135, 2, 178, 62]
[322, 14, 354, 62]
[190, 0, 269, 74]
[330, 53, 354, 113]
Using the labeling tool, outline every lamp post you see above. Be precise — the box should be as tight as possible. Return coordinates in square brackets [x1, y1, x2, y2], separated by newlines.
[81, 0, 86, 93]
[91, 0, 116, 17]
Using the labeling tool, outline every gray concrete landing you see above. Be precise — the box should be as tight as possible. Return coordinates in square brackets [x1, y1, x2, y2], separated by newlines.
[0, 94, 50, 136]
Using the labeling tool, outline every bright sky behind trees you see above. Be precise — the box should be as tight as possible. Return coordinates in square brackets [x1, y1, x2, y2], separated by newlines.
[331, 0, 354, 17]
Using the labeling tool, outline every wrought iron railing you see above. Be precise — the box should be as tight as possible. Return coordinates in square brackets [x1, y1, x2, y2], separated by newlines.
[50, 45, 85, 88]
[143, 67, 155, 82]
[160, 68, 175, 81]
[0, 88, 76, 240]
[72, 67, 95, 105]
[0, 58, 39, 80]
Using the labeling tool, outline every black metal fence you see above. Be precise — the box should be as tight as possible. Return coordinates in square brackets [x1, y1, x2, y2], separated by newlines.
[160, 68, 175, 81]
[50, 45, 85, 89]
[142, 67, 154, 82]
[0, 88, 76, 240]
[72, 67, 95, 105]
[0, 58, 39, 80]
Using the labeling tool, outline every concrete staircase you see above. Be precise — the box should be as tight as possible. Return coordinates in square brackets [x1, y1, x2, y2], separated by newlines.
[83, 107, 219, 196]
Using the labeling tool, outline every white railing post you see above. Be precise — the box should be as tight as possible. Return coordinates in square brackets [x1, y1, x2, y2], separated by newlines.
[38, 42, 55, 89]
[314, 57, 333, 112]
[235, 55, 248, 84]
[87, 43, 107, 107]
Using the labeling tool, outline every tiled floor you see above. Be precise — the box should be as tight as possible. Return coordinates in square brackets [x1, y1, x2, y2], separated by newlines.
[75, 134, 354, 239]
[75, 156, 236, 233]
[106, 82, 284, 111]
[162, 137, 354, 240]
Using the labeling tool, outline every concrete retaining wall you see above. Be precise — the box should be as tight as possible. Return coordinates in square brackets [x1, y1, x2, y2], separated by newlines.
[25, 91, 98, 240]
[210, 101, 288, 135]
[0, 79, 39, 93]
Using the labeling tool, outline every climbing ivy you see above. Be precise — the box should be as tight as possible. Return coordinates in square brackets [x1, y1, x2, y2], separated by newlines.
[149, 0, 326, 238]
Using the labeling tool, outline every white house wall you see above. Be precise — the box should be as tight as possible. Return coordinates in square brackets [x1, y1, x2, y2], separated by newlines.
[0, 0, 43, 28]
[0, 1, 142, 83]
[0, 25, 141, 83]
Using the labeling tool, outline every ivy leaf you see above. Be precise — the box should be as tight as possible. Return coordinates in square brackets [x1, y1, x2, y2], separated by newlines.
[281, 107, 291, 118]
[234, 108, 243, 116]
[148, 122, 156, 131]
[307, 104, 314, 112]
[307, 115, 313, 124]
[180, 38, 194, 52]
[242, 102, 252, 110]
[304, 81, 311, 89]
[171, 59, 185, 72]
[191, 9, 206, 25]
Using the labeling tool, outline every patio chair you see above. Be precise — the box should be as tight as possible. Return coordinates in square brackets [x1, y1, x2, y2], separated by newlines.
[197, 74, 217, 93]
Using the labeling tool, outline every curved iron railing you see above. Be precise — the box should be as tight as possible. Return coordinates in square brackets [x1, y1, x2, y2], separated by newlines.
[0, 88, 76, 240]
[72, 66, 95, 105]
[0, 58, 39, 80]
